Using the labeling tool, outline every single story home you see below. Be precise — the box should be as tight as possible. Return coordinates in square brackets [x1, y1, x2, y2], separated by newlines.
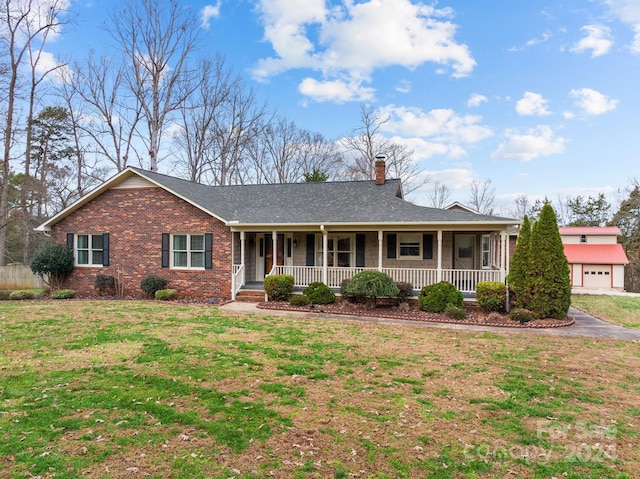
[559, 226, 628, 290]
[36, 161, 519, 301]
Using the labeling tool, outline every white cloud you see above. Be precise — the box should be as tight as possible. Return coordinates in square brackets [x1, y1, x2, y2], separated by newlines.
[253, 0, 475, 102]
[298, 77, 375, 103]
[515, 92, 551, 116]
[200, 2, 222, 29]
[395, 80, 411, 94]
[491, 125, 567, 161]
[603, 1, 640, 52]
[571, 24, 614, 57]
[378, 105, 493, 144]
[467, 93, 487, 108]
[33, 50, 71, 84]
[570, 87, 619, 115]
[391, 136, 467, 161]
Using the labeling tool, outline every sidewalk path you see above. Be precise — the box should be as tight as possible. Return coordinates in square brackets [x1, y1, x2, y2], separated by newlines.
[219, 302, 640, 341]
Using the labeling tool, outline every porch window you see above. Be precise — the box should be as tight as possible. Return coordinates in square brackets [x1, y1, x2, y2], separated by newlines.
[316, 234, 354, 267]
[76, 234, 104, 266]
[172, 234, 205, 269]
[398, 234, 421, 258]
[481, 234, 491, 269]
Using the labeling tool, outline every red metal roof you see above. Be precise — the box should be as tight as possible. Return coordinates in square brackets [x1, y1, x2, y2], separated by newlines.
[559, 226, 621, 236]
[563, 244, 629, 265]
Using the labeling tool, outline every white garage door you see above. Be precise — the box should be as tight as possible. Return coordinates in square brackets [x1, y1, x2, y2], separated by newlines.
[583, 265, 612, 289]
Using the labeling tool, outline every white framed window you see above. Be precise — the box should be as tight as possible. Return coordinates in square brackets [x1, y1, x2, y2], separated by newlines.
[481, 234, 491, 269]
[171, 234, 205, 269]
[316, 234, 354, 267]
[398, 234, 421, 259]
[76, 234, 104, 266]
[580, 234, 587, 243]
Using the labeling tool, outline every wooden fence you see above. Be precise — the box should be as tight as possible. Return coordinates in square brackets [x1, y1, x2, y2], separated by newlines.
[0, 264, 45, 289]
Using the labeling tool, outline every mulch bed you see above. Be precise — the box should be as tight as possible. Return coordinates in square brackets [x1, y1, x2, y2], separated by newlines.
[257, 300, 575, 329]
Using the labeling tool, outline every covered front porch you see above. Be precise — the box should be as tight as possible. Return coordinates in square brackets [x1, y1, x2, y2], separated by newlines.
[231, 228, 511, 299]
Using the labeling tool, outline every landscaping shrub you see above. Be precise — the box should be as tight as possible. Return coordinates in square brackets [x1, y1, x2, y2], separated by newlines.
[9, 290, 35, 301]
[444, 304, 466, 320]
[289, 294, 311, 307]
[51, 289, 76, 299]
[94, 274, 116, 296]
[475, 281, 507, 312]
[340, 278, 364, 303]
[418, 281, 463, 313]
[396, 282, 413, 302]
[507, 215, 533, 309]
[510, 308, 534, 323]
[155, 289, 178, 301]
[140, 274, 168, 298]
[344, 271, 400, 307]
[263, 274, 294, 301]
[30, 242, 74, 290]
[0, 290, 11, 300]
[303, 282, 335, 304]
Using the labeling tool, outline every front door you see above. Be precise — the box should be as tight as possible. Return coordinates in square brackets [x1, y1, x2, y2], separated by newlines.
[454, 234, 475, 270]
[264, 234, 285, 276]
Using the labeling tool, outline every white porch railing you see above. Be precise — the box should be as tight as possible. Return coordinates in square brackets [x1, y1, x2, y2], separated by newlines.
[232, 264, 245, 300]
[265, 266, 502, 293]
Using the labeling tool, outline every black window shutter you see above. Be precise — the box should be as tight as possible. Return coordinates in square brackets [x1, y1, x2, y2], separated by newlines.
[102, 233, 110, 266]
[161, 233, 169, 268]
[67, 233, 74, 249]
[205, 233, 213, 269]
[306, 234, 315, 266]
[387, 233, 397, 259]
[423, 234, 433, 260]
[356, 234, 365, 267]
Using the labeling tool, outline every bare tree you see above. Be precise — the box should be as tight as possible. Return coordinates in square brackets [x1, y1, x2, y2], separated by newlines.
[468, 178, 495, 215]
[0, 0, 69, 265]
[340, 105, 427, 195]
[427, 181, 451, 208]
[69, 53, 142, 172]
[510, 194, 531, 219]
[107, 0, 201, 171]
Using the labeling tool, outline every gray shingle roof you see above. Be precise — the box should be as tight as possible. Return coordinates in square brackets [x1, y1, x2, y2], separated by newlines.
[133, 167, 518, 226]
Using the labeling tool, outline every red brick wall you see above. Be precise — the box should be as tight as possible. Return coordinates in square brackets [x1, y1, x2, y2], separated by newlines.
[50, 187, 232, 301]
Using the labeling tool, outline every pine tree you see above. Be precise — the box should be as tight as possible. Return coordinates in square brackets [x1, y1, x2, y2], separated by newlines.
[507, 215, 532, 309]
[529, 203, 571, 319]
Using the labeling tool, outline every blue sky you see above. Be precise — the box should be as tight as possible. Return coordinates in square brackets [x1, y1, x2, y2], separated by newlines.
[47, 0, 640, 213]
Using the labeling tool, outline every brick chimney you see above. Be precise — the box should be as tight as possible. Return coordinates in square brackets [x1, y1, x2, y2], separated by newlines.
[375, 159, 386, 185]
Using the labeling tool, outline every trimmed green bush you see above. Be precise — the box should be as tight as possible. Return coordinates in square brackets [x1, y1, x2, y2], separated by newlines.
[0, 289, 11, 300]
[289, 294, 311, 307]
[303, 282, 336, 304]
[418, 281, 463, 313]
[510, 308, 534, 323]
[263, 274, 294, 301]
[340, 278, 364, 303]
[9, 290, 35, 301]
[95, 274, 116, 296]
[475, 281, 507, 312]
[140, 274, 168, 298]
[51, 289, 76, 299]
[30, 242, 74, 290]
[444, 304, 467, 320]
[507, 215, 533, 309]
[155, 289, 178, 301]
[396, 282, 413, 302]
[344, 271, 400, 307]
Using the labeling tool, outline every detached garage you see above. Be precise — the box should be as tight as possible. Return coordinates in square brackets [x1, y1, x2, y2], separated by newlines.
[560, 227, 629, 290]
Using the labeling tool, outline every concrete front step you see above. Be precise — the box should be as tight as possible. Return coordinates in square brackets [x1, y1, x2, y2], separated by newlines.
[234, 289, 266, 302]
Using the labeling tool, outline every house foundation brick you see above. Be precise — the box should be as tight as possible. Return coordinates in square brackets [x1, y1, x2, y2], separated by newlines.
[50, 187, 233, 301]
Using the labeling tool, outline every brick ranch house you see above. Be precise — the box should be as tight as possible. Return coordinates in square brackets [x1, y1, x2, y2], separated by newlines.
[36, 162, 520, 301]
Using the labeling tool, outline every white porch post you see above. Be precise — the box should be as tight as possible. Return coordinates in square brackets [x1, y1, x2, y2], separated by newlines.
[500, 231, 507, 282]
[322, 226, 328, 284]
[272, 230, 278, 273]
[378, 230, 383, 272]
[240, 231, 246, 284]
[437, 230, 443, 282]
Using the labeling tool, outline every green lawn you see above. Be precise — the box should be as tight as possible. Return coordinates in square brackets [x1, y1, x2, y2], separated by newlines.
[571, 294, 640, 329]
[1, 300, 638, 478]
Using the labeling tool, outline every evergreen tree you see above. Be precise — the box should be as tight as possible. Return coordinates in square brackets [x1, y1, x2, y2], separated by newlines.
[507, 215, 532, 309]
[528, 203, 571, 319]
